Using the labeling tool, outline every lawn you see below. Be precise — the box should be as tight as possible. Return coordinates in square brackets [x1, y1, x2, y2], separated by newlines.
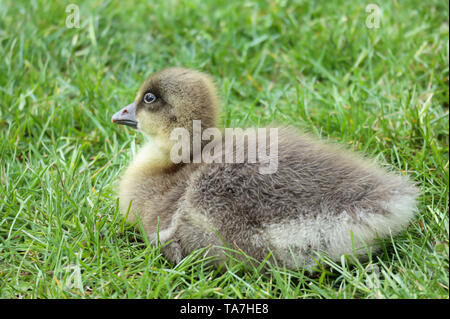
[0, 0, 448, 298]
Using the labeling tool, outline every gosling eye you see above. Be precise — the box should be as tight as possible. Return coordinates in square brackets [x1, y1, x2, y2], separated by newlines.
[143, 92, 156, 104]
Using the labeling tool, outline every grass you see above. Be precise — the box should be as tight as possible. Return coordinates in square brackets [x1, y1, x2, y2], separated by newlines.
[0, 0, 448, 299]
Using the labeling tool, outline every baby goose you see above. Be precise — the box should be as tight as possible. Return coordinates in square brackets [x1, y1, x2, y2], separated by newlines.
[112, 67, 419, 269]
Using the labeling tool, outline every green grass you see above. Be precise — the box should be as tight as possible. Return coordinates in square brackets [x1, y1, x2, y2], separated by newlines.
[0, 0, 448, 299]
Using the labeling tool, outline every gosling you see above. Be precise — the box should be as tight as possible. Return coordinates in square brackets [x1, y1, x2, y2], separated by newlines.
[112, 67, 419, 270]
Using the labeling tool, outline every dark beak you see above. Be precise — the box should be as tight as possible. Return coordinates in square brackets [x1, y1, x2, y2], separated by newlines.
[112, 102, 137, 129]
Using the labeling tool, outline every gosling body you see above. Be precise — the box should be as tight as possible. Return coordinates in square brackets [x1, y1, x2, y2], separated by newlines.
[113, 68, 419, 269]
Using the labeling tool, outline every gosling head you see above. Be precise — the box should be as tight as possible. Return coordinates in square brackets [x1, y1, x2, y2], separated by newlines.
[112, 67, 219, 140]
